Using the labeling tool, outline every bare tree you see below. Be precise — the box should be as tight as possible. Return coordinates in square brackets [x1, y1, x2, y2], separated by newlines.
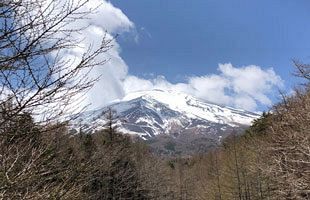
[0, 0, 112, 126]
[103, 107, 119, 142]
[293, 60, 310, 81]
[264, 86, 310, 199]
[0, 0, 114, 198]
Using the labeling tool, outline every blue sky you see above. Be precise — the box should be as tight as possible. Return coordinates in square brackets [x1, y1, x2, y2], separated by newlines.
[69, 1, 310, 111]
[112, 0, 310, 86]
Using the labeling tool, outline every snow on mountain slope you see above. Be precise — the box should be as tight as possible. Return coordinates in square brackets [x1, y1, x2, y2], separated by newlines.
[122, 89, 257, 125]
[71, 89, 260, 140]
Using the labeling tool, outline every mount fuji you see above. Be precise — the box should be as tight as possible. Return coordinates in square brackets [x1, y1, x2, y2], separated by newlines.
[71, 89, 260, 154]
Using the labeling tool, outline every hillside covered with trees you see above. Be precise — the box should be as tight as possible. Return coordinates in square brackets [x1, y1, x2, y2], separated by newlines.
[0, 75, 309, 199]
[0, 0, 309, 199]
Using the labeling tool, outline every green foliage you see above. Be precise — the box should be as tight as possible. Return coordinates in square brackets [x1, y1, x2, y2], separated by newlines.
[164, 141, 176, 152]
[245, 111, 272, 137]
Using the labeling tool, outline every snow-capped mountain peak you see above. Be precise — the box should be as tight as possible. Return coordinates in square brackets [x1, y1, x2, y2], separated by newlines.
[120, 89, 258, 125]
[72, 89, 260, 140]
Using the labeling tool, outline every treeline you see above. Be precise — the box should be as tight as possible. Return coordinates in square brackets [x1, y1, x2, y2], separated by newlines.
[1, 83, 309, 199]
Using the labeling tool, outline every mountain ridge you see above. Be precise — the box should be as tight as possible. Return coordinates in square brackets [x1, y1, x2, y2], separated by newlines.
[72, 89, 260, 141]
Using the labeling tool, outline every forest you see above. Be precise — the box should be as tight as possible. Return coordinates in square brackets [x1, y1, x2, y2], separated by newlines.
[1, 82, 309, 199]
[0, 0, 309, 199]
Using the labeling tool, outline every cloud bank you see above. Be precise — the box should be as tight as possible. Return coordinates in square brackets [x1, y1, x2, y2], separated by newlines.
[123, 63, 283, 111]
[62, 1, 283, 111]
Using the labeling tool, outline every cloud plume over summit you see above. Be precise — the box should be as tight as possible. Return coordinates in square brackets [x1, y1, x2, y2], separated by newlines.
[123, 63, 283, 111]
[65, 1, 283, 111]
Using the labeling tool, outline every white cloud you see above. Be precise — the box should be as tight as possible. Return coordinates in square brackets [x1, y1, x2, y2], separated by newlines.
[188, 75, 232, 105]
[122, 64, 283, 111]
[50, 1, 283, 111]
[218, 63, 283, 105]
[76, 1, 134, 109]
[47, 0, 134, 109]
[123, 76, 154, 93]
[234, 95, 257, 111]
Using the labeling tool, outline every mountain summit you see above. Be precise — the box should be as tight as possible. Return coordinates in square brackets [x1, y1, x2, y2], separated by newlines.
[73, 89, 260, 141]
